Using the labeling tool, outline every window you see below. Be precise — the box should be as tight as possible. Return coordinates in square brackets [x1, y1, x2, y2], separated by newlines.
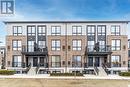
[72, 56, 82, 67]
[72, 40, 81, 50]
[51, 26, 61, 35]
[12, 56, 22, 67]
[38, 41, 46, 48]
[38, 26, 46, 35]
[27, 26, 36, 36]
[13, 26, 22, 36]
[72, 26, 82, 35]
[87, 25, 95, 35]
[128, 60, 130, 67]
[13, 40, 22, 50]
[97, 25, 106, 35]
[51, 56, 61, 67]
[28, 41, 34, 52]
[87, 41, 94, 52]
[51, 40, 60, 51]
[111, 25, 120, 35]
[111, 56, 121, 67]
[111, 40, 121, 51]
[129, 50, 130, 57]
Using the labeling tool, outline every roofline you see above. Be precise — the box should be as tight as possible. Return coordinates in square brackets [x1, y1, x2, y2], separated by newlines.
[3, 20, 130, 24]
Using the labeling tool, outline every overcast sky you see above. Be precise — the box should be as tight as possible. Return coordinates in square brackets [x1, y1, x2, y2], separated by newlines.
[0, 0, 130, 45]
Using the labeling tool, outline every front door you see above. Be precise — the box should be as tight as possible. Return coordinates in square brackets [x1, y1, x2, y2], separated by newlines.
[88, 57, 93, 67]
[33, 57, 38, 67]
[95, 57, 100, 67]
[40, 57, 44, 67]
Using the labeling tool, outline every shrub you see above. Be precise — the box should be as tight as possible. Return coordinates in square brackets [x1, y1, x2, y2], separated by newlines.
[119, 72, 130, 76]
[50, 73, 83, 76]
[0, 70, 15, 75]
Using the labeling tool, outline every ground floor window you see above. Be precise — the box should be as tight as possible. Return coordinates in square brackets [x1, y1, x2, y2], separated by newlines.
[72, 56, 82, 67]
[51, 56, 61, 67]
[12, 56, 22, 67]
[111, 55, 121, 67]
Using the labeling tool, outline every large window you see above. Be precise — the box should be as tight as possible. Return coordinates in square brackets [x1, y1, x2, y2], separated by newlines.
[97, 25, 106, 35]
[51, 40, 60, 51]
[13, 26, 22, 36]
[72, 56, 82, 67]
[111, 56, 121, 67]
[87, 25, 95, 35]
[13, 40, 21, 50]
[28, 41, 34, 52]
[51, 26, 61, 35]
[111, 25, 120, 35]
[27, 26, 36, 36]
[38, 41, 46, 48]
[72, 40, 81, 50]
[12, 56, 22, 67]
[72, 26, 82, 35]
[111, 40, 121, 51]
[38, 26, 46, 35]
[51, 56, 61, 67]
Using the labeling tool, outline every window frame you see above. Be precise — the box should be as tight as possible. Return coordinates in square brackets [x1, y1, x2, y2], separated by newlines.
[72, 55, 82, 67]
[111, 25, 120, 35]
[37, 25, 46, 36]
[111, 55, 121, 67]
[27, 26, 36, 36]
[51, 40, 61, 51]
[13, 26, 22, 36]
[111, 39, 121, 51]
[51, 26, 61, 36]
[72, 26, 82, 35]
[51, 55, 61, 68]
[12, 40, 22, 51]
[72, 40, 82, 51]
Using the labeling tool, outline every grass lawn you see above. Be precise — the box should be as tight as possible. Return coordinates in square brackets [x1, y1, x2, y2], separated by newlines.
[0, 79, 130, 87]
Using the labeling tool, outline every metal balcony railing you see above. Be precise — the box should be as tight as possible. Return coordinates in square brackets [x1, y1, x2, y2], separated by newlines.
[87, 45, 111, 52]
[12, 62, 25, 68]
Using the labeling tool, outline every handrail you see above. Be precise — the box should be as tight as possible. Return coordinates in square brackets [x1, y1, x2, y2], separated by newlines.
[102, 63, 108, 75]
[36, 64, 40, 74]
[94, 63, 98, 75]
[26, 63, 31, 73]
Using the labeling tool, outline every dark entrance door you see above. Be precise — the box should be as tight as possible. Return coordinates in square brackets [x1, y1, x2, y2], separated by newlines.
[88, 57, 93, 67]
[40, 57, 44, 67]
[95, 57, 100, 67]
[33, 57, 38, 67]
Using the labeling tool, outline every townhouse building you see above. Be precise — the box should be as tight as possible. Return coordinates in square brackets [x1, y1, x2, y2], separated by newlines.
[4, 21, 128, 75]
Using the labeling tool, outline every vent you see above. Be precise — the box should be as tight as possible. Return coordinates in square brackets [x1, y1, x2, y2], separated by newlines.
[7, 46, 10, 50]
[68, 46, 71, 51]
[68, 61, 70, 65]
[62, 61, 65, 65]
[62, 46, 65, 51]
[123, 45, 126, 50]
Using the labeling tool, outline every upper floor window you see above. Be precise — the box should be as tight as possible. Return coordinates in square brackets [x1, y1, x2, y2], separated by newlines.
[51, 40, 61, 51]
[51, 56, 61, 67]
[38, 41, 46, 48]
[111, 25, 120, 35]
[87, 25, 95, 35]
[12, 40, 22, 51]
[27, 26, 36, 36]
[72, 26, 82, 35]
[72, 40, 81, 50]
[111, 39, 121, 51]
[111, 55, 121, 67]
[38, 26, 46, 36]
[97, 25, 106, 35]
[13, 26, 22, 36]
[51, 26, 61, 35]
[28, 41, 34, 52]
[72, 55, 82, 67]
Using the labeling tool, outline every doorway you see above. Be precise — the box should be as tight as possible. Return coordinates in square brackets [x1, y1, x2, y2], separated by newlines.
[33, 57, 38, 67]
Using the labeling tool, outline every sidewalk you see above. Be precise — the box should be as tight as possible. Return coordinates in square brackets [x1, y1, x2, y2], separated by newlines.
[0, 74, 130, 80]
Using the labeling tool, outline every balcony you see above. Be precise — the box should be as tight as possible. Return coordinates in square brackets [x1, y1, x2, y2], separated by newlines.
[21, 46, 48, 56]
[12, 62, 25, 68]
[86, 45, 112, 56]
